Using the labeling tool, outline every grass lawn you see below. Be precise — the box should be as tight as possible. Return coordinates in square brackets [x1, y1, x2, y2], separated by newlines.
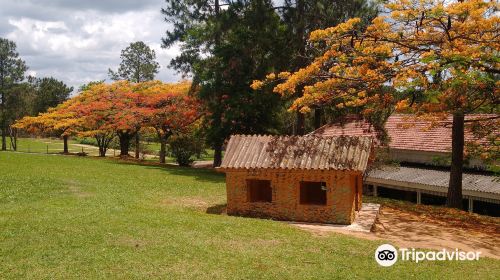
[12, 137, 215, 162]
[14, 137, 114, 157]
[13, 138, 85, 154]
[0, 152, 498, 279]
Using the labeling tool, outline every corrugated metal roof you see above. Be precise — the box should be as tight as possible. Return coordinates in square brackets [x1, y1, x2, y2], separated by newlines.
[220, 135, 373, 171]
[367, 166, 500, 196]
[313, 114, 498, 153]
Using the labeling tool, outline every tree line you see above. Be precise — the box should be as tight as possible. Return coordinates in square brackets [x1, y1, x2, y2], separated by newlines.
[14, 81, 201, 164]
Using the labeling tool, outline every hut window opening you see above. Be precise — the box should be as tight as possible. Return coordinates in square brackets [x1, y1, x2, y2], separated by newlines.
[300, 181, 327, 205]
[247, 179, 272, 202]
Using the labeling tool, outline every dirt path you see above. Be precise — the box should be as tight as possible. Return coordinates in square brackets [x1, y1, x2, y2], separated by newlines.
[299, 206, 500, 259]
[374, 207, 499, 259]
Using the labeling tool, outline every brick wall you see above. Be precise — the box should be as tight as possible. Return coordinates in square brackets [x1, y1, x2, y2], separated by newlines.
[224, 169, 361, 224]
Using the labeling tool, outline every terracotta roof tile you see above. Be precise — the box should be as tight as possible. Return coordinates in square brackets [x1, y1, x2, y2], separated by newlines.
[313, 114, 497, 153]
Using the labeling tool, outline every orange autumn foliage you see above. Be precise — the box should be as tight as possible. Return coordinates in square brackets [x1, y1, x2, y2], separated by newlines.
[253, 0, 499, 118]
[15, 80, 203, 158]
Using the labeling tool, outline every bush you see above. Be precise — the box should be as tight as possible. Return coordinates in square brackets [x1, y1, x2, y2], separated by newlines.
[169, 134, 205, 166]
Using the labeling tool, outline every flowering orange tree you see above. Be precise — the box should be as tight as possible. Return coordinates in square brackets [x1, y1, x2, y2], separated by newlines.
[14, 81, 202, 159]
[14, 101, 80, 153]
[67, 81, 149, 157]
[59, 84, 116, 156]
[141, 81, 202, 163]
[254, 0, 499, 209]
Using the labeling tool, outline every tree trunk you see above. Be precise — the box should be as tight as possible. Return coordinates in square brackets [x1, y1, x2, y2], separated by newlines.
[117, 132, 131, 157]
[63, 135, 69, 154]
[446, 112, 464, 209]
[314, 108, 323, 129]
[0, 83, 5, 151]
[159, 137, 167, 164]
[212, 0, 223, 168]
[213, 142, 223, 167]
[8, 126, 17, 151]
[295, 110, 305, 135]
[96, 136, 107, 157]
[99, 147, 106, 157]
[1, 126, 6, 151]
[135, 132, 140, 159]
[13, 133, 17, 151]
[294, 0, 306, 137]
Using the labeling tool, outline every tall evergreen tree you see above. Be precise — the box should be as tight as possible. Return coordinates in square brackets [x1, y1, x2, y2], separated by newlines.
[29, 76, 73, 114]
[203, 0, 292, 160]
[4, 82, 34, 150]
[163, 0, 291, 166]
[0, 38, 27, 150]
[108, 41, 160, 83]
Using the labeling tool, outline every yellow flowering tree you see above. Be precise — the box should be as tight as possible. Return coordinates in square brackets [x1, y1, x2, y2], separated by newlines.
[254, 0, 499, 209]
[13, 102, 80, 154]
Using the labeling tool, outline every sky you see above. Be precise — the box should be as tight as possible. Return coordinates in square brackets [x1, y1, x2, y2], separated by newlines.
[0, 0, 181, 91]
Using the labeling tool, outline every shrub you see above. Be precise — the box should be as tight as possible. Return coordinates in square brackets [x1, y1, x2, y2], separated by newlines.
[169, 134, 205, 166]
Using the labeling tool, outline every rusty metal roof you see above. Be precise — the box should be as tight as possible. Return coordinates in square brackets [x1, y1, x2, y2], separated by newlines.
[220, 135, 373, 172]
[366, 165, 500, 200]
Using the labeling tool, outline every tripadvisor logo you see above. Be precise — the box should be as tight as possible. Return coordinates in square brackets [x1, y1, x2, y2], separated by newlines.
[375, 244, 481, 267]
[375, 244, 398, 267]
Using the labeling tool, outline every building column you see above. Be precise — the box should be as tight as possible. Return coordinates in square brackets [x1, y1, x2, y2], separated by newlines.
[373, 185, 378, 197]
[417, 191, 422, 205]
[468, 198, 474, 213]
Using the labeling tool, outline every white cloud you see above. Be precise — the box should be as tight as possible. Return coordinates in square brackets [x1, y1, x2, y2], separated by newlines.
[0, 0, 181, 91]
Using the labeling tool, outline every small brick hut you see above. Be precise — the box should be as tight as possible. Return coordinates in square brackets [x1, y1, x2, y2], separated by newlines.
[216, 135, 373, 224]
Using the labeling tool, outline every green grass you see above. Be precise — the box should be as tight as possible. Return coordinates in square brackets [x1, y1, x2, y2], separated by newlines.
[14, 137, 106, 156]
[0, 152, 498, 279]
[14, 138, 79, 153]
[13, 137, 215, 162]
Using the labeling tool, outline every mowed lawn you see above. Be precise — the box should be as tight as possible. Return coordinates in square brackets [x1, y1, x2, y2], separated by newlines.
[12, 138, 216, 162]
[13, 138, 111, 157]
[0, 152, 498, 279]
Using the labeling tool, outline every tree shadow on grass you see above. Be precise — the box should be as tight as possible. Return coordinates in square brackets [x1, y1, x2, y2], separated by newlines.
[108, 159, 226, 184]
[206, 203, 227, 215]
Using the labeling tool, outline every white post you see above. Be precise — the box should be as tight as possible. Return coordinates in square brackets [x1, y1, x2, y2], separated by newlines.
[373, 185, 378, 197]
[468, 198, 473, 213]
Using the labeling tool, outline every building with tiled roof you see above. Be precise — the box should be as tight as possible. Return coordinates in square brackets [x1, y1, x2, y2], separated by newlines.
[313, 114, 499, 216]
[313, 114, 497, 168]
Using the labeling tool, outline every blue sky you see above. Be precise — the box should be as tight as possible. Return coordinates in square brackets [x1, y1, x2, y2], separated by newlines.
[0, 0, 181, 90]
